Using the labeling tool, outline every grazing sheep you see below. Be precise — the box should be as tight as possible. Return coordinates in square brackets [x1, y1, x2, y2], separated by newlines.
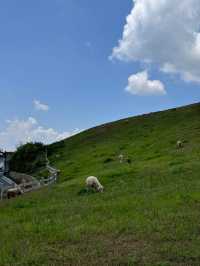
[118, 154, 131, 164]
[118, 154, 124, 163]
[177, 140, 183, 149]
[86, 176, 104, 192]
[7, 186, 23, 199]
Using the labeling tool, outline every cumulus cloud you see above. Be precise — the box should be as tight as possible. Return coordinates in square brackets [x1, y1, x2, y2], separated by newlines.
[34, 99, 49, 111]
[126, 70, 166, 96]
[111, 0, 200, 83]
[0, 117, 80, 151]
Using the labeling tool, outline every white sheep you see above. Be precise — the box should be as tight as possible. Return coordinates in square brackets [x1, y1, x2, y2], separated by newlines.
[177, 140, 183, 149]
[86, 176, 104, 192]
[118, 154, 124, 163]
[7, 186, 23, 199]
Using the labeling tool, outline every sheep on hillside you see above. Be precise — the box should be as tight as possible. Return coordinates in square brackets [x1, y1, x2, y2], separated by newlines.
[86, 176, 104, 192]
[176, 140, 183, 149]
[7, 186, 23, 199]
[118, 154, 132, 164]
[118, 154, 124, 163]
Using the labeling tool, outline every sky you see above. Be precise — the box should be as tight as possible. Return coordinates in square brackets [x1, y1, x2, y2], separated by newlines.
[0, 0, 200, 151]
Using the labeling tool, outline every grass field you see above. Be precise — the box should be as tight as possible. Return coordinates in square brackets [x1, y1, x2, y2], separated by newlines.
[1, 102, 200, 265]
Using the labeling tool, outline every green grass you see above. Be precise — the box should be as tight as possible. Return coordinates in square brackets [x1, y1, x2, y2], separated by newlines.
[1, 102, 200, 265]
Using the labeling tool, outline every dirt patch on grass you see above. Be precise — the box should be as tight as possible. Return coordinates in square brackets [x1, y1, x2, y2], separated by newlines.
[43, 234, 200, 266]
[46, 234, 160, 266]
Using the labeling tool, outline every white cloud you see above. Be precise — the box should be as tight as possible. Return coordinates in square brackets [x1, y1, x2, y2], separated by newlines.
[34, 99, 49, 112]
[111, 0, 200, 83]
[125, 70, 166, 96]
[0, 117, 80, 151]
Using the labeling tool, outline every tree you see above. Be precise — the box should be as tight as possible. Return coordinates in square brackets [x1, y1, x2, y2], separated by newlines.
[10, 142, 46, 174]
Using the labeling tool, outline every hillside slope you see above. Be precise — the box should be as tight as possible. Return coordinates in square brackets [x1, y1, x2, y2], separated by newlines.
[1, 102, 200, 266]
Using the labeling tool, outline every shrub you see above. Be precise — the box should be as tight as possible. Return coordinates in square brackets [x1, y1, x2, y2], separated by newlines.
[10, 142, 46, 174]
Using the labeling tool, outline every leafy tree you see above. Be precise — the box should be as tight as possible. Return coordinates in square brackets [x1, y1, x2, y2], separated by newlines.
[10, 142, 46, 174]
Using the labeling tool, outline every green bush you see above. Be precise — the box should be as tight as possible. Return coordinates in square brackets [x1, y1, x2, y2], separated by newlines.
[10, 142, 46, 174]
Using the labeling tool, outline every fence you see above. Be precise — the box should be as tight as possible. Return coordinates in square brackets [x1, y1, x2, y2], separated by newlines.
[0, 166, 58, 200]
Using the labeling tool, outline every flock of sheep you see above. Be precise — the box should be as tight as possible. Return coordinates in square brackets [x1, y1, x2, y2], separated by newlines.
[7, 140, 184, 197]
[85, 140, 184, 193]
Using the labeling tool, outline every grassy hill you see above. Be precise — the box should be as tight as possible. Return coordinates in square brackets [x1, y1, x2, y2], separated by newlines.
[1, 102, 200, 266]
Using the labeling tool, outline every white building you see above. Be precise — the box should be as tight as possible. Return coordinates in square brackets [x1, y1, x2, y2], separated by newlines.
[0, 152, 6, 177]
[0, 152, 16, 194]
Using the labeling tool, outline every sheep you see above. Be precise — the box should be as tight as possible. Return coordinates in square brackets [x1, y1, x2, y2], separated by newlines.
[177, 140, 183, 149]
[118, 154, 132, 164]
[118, 154, 124, 163]
[86, 176, 104, 192]
[7, 186, 23, 199]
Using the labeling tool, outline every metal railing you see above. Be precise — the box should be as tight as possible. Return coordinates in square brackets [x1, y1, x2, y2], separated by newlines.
[0, 165, 59, 200]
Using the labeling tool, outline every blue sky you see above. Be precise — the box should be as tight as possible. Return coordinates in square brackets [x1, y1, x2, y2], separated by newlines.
[0, 0, 200, 150]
